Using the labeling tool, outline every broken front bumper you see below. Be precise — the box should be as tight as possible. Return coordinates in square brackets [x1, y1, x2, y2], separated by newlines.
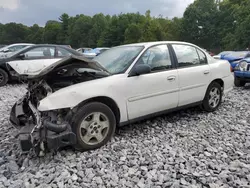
[9, 96, 27, 128]
[9, 97, 77, 154]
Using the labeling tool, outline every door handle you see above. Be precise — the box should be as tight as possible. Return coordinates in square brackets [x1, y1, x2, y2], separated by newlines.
[204, 70, 210, 75]
[167, 76, 176, 81]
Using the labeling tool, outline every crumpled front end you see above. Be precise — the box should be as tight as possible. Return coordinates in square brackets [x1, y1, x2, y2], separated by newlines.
[9, 81, 77, 156]
[9, 56, 110, 155]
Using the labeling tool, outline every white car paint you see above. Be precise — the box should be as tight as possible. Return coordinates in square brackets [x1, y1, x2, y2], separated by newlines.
[12, 41, 234, 124]
[8, 58, 61, 75]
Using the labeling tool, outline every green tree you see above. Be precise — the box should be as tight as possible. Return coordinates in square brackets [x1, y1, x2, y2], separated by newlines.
[26, 24, 44, 43]
[58, 13, 70, 44]
[43, 20, 61, 44]
[181, 0, 219, 49]
[0, 23, 30, 44]
[68, 15, 93, 47]
[124, 23, 142, 44]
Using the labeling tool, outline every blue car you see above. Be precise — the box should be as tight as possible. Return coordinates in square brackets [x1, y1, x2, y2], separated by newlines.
[234, 58, 250, 87]
[214, 51, 250, 70]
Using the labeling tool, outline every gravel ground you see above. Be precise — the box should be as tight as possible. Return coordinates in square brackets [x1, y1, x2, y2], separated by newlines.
[0, 84, 250, 188]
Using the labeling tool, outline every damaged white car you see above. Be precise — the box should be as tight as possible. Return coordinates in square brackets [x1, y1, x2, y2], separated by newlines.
[9, 41, 233, 155]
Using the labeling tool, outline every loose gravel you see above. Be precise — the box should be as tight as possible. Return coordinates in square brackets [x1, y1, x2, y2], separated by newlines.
[0, 84, 250, 188]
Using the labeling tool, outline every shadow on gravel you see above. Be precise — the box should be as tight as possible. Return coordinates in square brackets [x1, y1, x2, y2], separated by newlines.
[116, 105, 205, 135]
[7, 80, 27, 85]
[244, 85, 250, 90]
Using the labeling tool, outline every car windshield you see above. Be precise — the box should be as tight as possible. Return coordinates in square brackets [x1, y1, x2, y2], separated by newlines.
[222, 51, 248, 58]
[93, 46, 144, 74]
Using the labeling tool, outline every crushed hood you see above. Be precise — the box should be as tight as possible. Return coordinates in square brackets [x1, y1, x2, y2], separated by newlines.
[7, 55, 109, 78]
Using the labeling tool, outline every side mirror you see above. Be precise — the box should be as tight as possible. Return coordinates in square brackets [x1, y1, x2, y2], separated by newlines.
[129, 64, 151, 77]
[2, 49, 10, 53]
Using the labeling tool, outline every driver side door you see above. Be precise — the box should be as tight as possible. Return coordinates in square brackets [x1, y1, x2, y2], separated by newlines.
[125, 44, 179, 120]
[8, 46, 62, 75]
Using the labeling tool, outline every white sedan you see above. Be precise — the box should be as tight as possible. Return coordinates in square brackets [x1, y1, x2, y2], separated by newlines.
[9, 41, 233, 155]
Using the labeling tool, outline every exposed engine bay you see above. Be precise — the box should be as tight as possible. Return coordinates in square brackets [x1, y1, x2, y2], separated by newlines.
[9, 56, 109, 156]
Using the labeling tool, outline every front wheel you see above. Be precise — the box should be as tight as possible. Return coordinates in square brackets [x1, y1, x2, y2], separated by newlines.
[234, 77, 246, 87]
[202, 82, 222, 112]
[71, 102, 116, 151]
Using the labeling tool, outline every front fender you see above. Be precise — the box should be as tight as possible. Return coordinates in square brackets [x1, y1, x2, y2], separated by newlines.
[37, 90, 94, 111]
[37, 80, 115, 111]
[37, 79, 128, 122]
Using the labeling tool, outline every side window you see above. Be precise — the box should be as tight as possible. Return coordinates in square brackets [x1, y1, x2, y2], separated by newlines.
[137, 45, 172, 71]
[24, 47, 55, 58]
[8, 46, 15, 52]
[172, 44, 201, 68]
[57, 47, 72, 57]
[197, 49, 207, 64]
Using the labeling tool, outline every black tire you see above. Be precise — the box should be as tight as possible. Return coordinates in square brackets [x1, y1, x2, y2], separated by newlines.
[234, 77, 246, 87]
[202, 82, 222, 112]
[71, 102, 116, 151]
[0, 68, 8, 87]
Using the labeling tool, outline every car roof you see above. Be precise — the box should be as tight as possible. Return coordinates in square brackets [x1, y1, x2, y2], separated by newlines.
[8, 43, 34, 46]
[12, 44, 83, 56]
[119, 41, 199, 48]
[30, 44, 69, 47]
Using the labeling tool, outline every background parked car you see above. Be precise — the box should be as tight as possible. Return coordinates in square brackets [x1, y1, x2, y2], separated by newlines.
[94, 47, 110, 55]
[213, 51, 232, 59]
[0, 43, 34, 58]
[76, 47, 92, 53]
[0, 44, 83, 86]
[82, 47, 110, 59]
[234, 58, 250, 87]
[213, 51, 250, 70]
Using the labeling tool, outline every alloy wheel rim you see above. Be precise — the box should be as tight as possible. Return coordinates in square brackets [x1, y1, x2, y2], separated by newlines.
[208, 87, 220, 108]
[79, 112, 110, 145]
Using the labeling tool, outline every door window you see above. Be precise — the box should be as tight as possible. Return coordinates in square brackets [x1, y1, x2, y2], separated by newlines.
[57, 47, 72, 57]
[197, 49, 207, 64]
[24, 47, 55, 58]
[136, 45, 172, 71]
[172, 44, 206, 67]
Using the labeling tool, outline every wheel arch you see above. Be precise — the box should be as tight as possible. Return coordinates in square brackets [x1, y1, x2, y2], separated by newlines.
[74, 96, 121, 125]
[203, 78, 224, 101]
[0, 66, 10, 76]
[209, 78, 224, 90]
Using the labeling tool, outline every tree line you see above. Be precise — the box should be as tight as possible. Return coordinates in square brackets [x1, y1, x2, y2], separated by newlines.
[0, 0, 249, 52]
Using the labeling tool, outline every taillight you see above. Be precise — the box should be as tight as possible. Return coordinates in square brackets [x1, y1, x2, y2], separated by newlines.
[230, 66, 233, 72]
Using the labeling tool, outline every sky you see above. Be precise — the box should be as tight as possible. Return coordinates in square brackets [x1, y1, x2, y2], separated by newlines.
[0, 0, 194, 26]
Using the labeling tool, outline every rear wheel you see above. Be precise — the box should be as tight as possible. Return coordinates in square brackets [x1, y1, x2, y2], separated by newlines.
[202, 82, 222, 112]
[0, 68, 8, 87]
[71, 102, 116, 151]
[234, 77, 246, 87]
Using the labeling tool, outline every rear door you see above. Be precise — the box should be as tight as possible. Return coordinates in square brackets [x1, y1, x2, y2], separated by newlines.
[170, 44, 212, 106]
